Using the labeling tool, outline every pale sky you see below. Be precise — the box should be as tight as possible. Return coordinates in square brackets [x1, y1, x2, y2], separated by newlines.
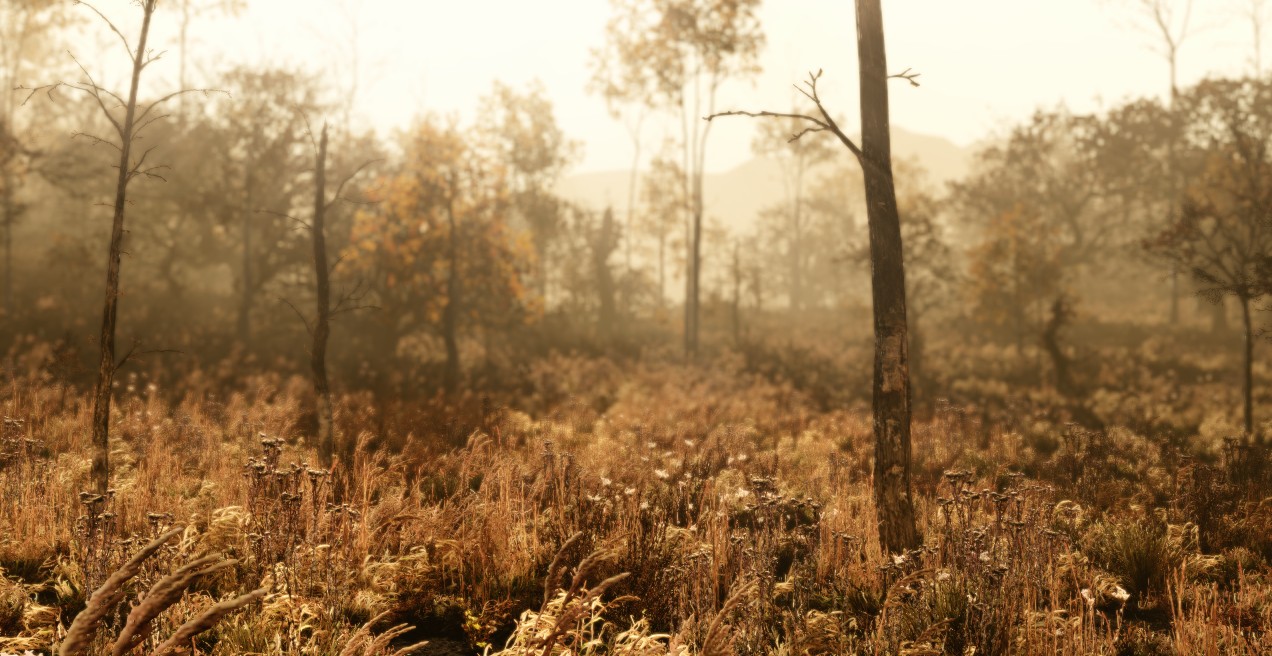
[91, 0, 1264, 174]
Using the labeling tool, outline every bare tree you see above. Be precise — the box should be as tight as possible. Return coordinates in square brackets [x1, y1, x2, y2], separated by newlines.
[276, 120, 375, 469]
[707, 0, 920, 553]
[24, 1, 207, 493]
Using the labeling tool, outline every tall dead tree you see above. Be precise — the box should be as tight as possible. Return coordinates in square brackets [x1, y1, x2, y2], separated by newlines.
[311, 126, 334, 468]
[708, 0, 920, 553]
[287, 121, 375, 469]
[25, 1, 197, 493]
[91, 0, 153, 495]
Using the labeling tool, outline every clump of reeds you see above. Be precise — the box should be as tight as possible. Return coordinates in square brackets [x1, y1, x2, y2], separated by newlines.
[337, 610, 430, 656]
[56, 526, 264, 656]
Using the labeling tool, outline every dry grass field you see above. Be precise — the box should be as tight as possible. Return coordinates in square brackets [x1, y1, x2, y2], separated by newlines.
[0, 349, 1268, 655]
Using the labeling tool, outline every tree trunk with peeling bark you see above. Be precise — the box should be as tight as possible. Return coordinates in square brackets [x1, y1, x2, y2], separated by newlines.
[90, 1, 157, 495]
[856, 0, 920, 554]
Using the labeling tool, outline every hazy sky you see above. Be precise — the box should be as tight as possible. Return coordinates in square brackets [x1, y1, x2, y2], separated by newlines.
[113, 0, 1264, 174]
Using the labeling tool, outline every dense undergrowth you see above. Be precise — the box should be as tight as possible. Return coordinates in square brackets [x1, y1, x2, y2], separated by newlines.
[0, 337, 1269, 655]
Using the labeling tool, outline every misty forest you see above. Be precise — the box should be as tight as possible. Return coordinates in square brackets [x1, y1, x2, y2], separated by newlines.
[1, 0, 1271, 654]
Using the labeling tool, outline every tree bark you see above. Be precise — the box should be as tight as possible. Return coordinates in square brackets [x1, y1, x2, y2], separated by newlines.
[856, 0, 919, 554]
[90, 1, 156, 495]
[311, 126, 334, 468]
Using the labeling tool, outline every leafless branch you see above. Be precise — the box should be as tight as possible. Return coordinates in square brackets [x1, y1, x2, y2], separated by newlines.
[134, 165, 170, 183]
[706, 70, 865, 164]
[279, 297, 313, 336]
[70, 55, 127, 108]
[297, 110, 320, 156]
[888, 67, 922, 87]
[332, 280, 378, 317]
[326, 158, 381, 211]
[256, 208, 310, 231]
[133, 112, 171, 138]
[135, 89, 228, 127]
[114, 339, 182, 371]
[74, 1, 134, 56]
[331, 302, 379, 317]
[72, 131, 123, 152]
[16, 83, 60, 107]
[142, 48, 168, 69]
[64, 55, 124, 136]
[130, 145, 158, 173]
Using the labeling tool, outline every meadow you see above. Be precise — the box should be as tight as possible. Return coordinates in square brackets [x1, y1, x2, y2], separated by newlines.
[0, 324, 1268, 655]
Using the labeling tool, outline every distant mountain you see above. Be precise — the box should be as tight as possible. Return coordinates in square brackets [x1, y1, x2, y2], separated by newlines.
[556, 126, 972, 232]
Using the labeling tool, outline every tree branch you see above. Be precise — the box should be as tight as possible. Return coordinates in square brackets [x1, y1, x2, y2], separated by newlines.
[135, 88, 227, 126]
[706, 70, 866, 164]
[279, 296, 313, 336]
[326, 158, 382, 212]
[74, 1, 133, 56]
[888, 67, 922, 87]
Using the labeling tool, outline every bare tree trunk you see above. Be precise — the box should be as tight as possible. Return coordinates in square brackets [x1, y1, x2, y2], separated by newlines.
[443, 175, 461, 393]
[1241, 295, 1254, 436]
[90, 1, 157, 495]
[238, 167, 253, 349]
[857, 0, 919, 554]
[311, 126, 334, 468]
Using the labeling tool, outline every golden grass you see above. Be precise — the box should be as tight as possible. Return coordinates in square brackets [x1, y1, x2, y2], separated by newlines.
[0, 356, 1268, 655]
